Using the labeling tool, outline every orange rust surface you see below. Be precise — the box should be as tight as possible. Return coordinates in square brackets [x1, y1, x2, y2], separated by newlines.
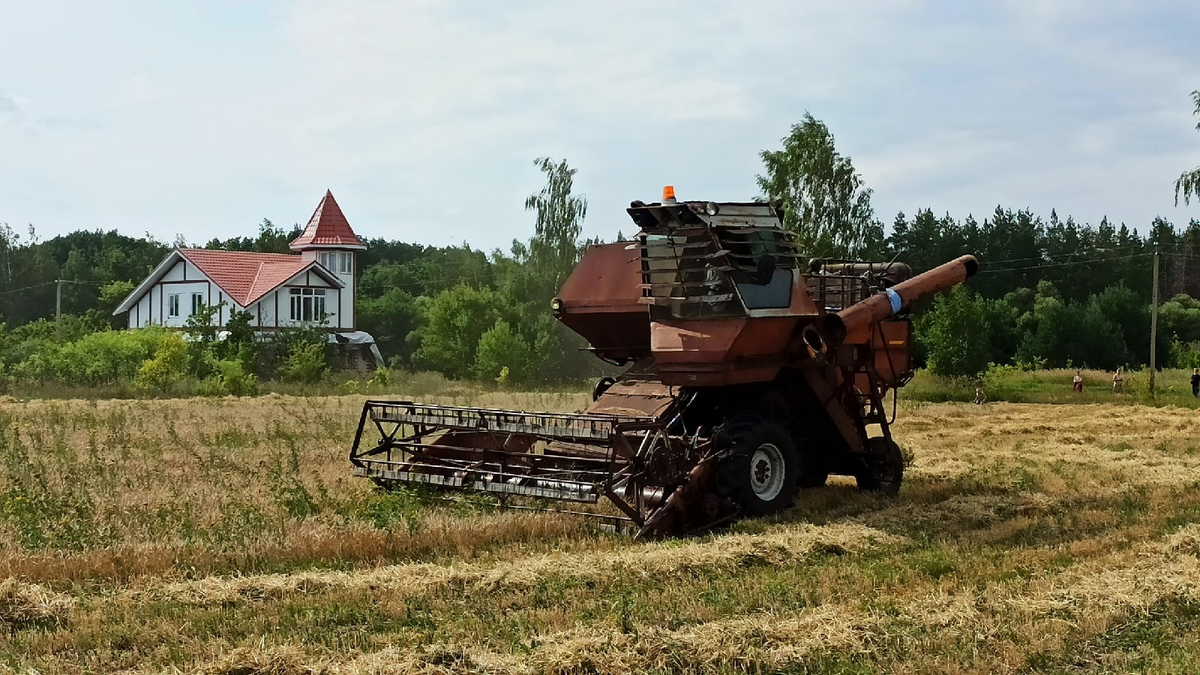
[555, 243, 651, 360]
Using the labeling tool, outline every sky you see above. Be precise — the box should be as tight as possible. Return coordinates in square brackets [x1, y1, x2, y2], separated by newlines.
[1, 0, 1198, 252]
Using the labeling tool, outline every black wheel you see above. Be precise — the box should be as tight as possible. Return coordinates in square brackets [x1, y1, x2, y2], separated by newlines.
[592, 377, 617, 401]
[717, 416, 800, 516]
[856, 437, 904, 495]
[747, 389, 826, 489]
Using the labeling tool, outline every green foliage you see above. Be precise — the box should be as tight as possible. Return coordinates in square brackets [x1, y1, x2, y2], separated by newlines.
[98, 280, 134, 313]
[1170, 337, 1200, 371]
[134, 331, 189, 394]
[14, 327, 170, 386]
[756, 113, 880, 257]
[278, 341, 328, 385]
[258, 323, 327, 378]
[358, 288, 421, 366]
[204, 218, 299, 254]
[922, 286, 992, 378]
[1176, 90, 1200, 206]
[1016, 298, 1119, 370]
[474, 320, 533, 384]
[199, 358, 259, 396]
[413, 285, 501, 379]
[364, 367, 391, 391]
[523, 157, 588, 298]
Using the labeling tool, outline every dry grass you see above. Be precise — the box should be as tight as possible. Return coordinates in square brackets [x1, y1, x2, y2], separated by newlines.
[3, 394, 1200, 673]
[0, 579, 74, 627]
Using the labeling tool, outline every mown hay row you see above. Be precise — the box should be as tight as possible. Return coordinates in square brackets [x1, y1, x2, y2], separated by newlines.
[149, 522, 901, 607]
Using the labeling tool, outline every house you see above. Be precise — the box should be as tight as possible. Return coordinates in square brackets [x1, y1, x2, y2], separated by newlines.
[114, 190, 381, 364]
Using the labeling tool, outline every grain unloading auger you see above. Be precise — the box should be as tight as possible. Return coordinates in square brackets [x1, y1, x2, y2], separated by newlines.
[350, 190, 978, 537]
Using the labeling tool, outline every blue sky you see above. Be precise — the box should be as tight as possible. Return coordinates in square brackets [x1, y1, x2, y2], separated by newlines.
[1, 0, 1198, 252]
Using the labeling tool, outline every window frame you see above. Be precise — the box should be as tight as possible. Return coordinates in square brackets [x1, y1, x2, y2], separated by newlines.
[289, 287, 329, 323]
[168, 293, 180, 318]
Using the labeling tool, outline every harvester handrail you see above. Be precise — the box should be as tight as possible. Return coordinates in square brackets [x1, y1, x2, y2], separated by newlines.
[363, 400, 653, 442]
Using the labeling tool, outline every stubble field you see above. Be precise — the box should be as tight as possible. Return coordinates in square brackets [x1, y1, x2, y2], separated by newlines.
[1, 391, 1199, 674]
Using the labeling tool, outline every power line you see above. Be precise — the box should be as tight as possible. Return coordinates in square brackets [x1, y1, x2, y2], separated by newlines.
[975, 243, 1152, 267]
[0, 281, 57, 297]
[979, 251, 1156, 275]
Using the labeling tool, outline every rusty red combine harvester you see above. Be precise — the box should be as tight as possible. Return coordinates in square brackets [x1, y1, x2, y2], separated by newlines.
[350, 190, 978, 537]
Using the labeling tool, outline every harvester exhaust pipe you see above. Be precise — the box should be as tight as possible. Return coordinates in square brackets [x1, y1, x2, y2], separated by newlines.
[825, 254, 978, 344]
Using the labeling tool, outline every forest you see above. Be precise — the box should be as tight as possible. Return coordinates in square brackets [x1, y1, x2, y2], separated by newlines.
[0, 95, 1198, 391]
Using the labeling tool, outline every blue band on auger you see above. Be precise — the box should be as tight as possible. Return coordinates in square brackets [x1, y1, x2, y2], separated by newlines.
[886, 288, 902, 315]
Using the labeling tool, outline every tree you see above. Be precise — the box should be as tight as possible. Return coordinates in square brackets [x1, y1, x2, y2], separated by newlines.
[756, 113, 878, 257]
[474, 320, 533, 384]
[358, 288, 422, 366]
[522, 157, 587, 299]
[1176, 90, 1200, 206]
[412, 284, 501, 379]
[99, 280, 134, 315]
[921, 285, 991, 378]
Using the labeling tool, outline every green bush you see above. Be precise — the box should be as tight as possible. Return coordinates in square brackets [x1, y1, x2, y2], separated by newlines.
[922, 286, 991, 378]
[134, 332, 189, 394]
[369, 367, 391, 388]
[278, 342, 328, 385]
[474, 320, 532, 385]
[13, 327, 169, 386]
[198, 358, 259, 397]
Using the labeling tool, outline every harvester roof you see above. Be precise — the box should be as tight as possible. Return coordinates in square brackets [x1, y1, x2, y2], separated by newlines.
[626, 198, 785, 233]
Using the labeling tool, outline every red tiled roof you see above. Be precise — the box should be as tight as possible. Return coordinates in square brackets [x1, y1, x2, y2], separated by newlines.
[289, 190, 365, 250]
[177, 249, 330, 306]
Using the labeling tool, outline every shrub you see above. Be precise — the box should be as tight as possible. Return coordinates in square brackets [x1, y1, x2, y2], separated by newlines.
[371, 367, 391, 388]
[278, 342, 328, 385]
[198, 358, 259, 397]
[134, 332, 189, 394]
[474, 320, 532, 385]
[13, 327, 168, 386]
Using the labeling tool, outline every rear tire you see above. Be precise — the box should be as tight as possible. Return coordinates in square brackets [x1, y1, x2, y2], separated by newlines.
[718, 417, 800, 516]
[856, 437, 904, 495]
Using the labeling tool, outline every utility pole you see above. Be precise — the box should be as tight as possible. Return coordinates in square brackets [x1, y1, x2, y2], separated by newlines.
[55, 279, 62, 322]
[1150, 249, 1160, 396]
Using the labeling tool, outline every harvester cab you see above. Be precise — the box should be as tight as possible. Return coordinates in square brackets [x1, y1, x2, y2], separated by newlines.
[350, 189, 978, 537]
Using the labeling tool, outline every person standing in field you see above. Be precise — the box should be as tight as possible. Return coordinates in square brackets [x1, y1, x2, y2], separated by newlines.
[1073, 369, 1083, 393]
[974, 386, 986, 405]
[1191, 368, 1199, 398]
[1112, 367, 1123, 394]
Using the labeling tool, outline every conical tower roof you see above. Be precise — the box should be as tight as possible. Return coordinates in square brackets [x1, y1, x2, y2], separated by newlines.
[289, 190, 366, 250]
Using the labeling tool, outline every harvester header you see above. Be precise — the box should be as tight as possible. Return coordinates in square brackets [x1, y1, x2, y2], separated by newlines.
[351, 191, 978, 537]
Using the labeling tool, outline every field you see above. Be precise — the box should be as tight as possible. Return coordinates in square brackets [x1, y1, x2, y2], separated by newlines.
[2, 391, 1200, 673]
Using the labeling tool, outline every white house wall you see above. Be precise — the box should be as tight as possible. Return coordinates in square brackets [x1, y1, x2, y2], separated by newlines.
[298, 249, 355, 330]
[270, 277, 340, 329]
[124, 254, 352, 332]
[125, 259, 220, 328]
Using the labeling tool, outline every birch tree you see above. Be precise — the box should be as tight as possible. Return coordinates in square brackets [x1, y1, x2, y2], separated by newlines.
[756, 113, 878, 257]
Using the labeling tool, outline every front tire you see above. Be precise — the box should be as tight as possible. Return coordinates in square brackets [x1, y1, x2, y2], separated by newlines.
[718, 417, 800, 516]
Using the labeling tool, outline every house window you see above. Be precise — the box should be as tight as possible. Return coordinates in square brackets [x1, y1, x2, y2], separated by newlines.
[289, 288, 327, 322]
[168, 294, 180, 318]
[339, 252, 351, 274]
[191, 293, 204, 316]
[320, 251, 335, 271]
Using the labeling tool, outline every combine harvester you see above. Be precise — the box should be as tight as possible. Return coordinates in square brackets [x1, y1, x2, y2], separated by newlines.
[350, 189, 978, 537]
